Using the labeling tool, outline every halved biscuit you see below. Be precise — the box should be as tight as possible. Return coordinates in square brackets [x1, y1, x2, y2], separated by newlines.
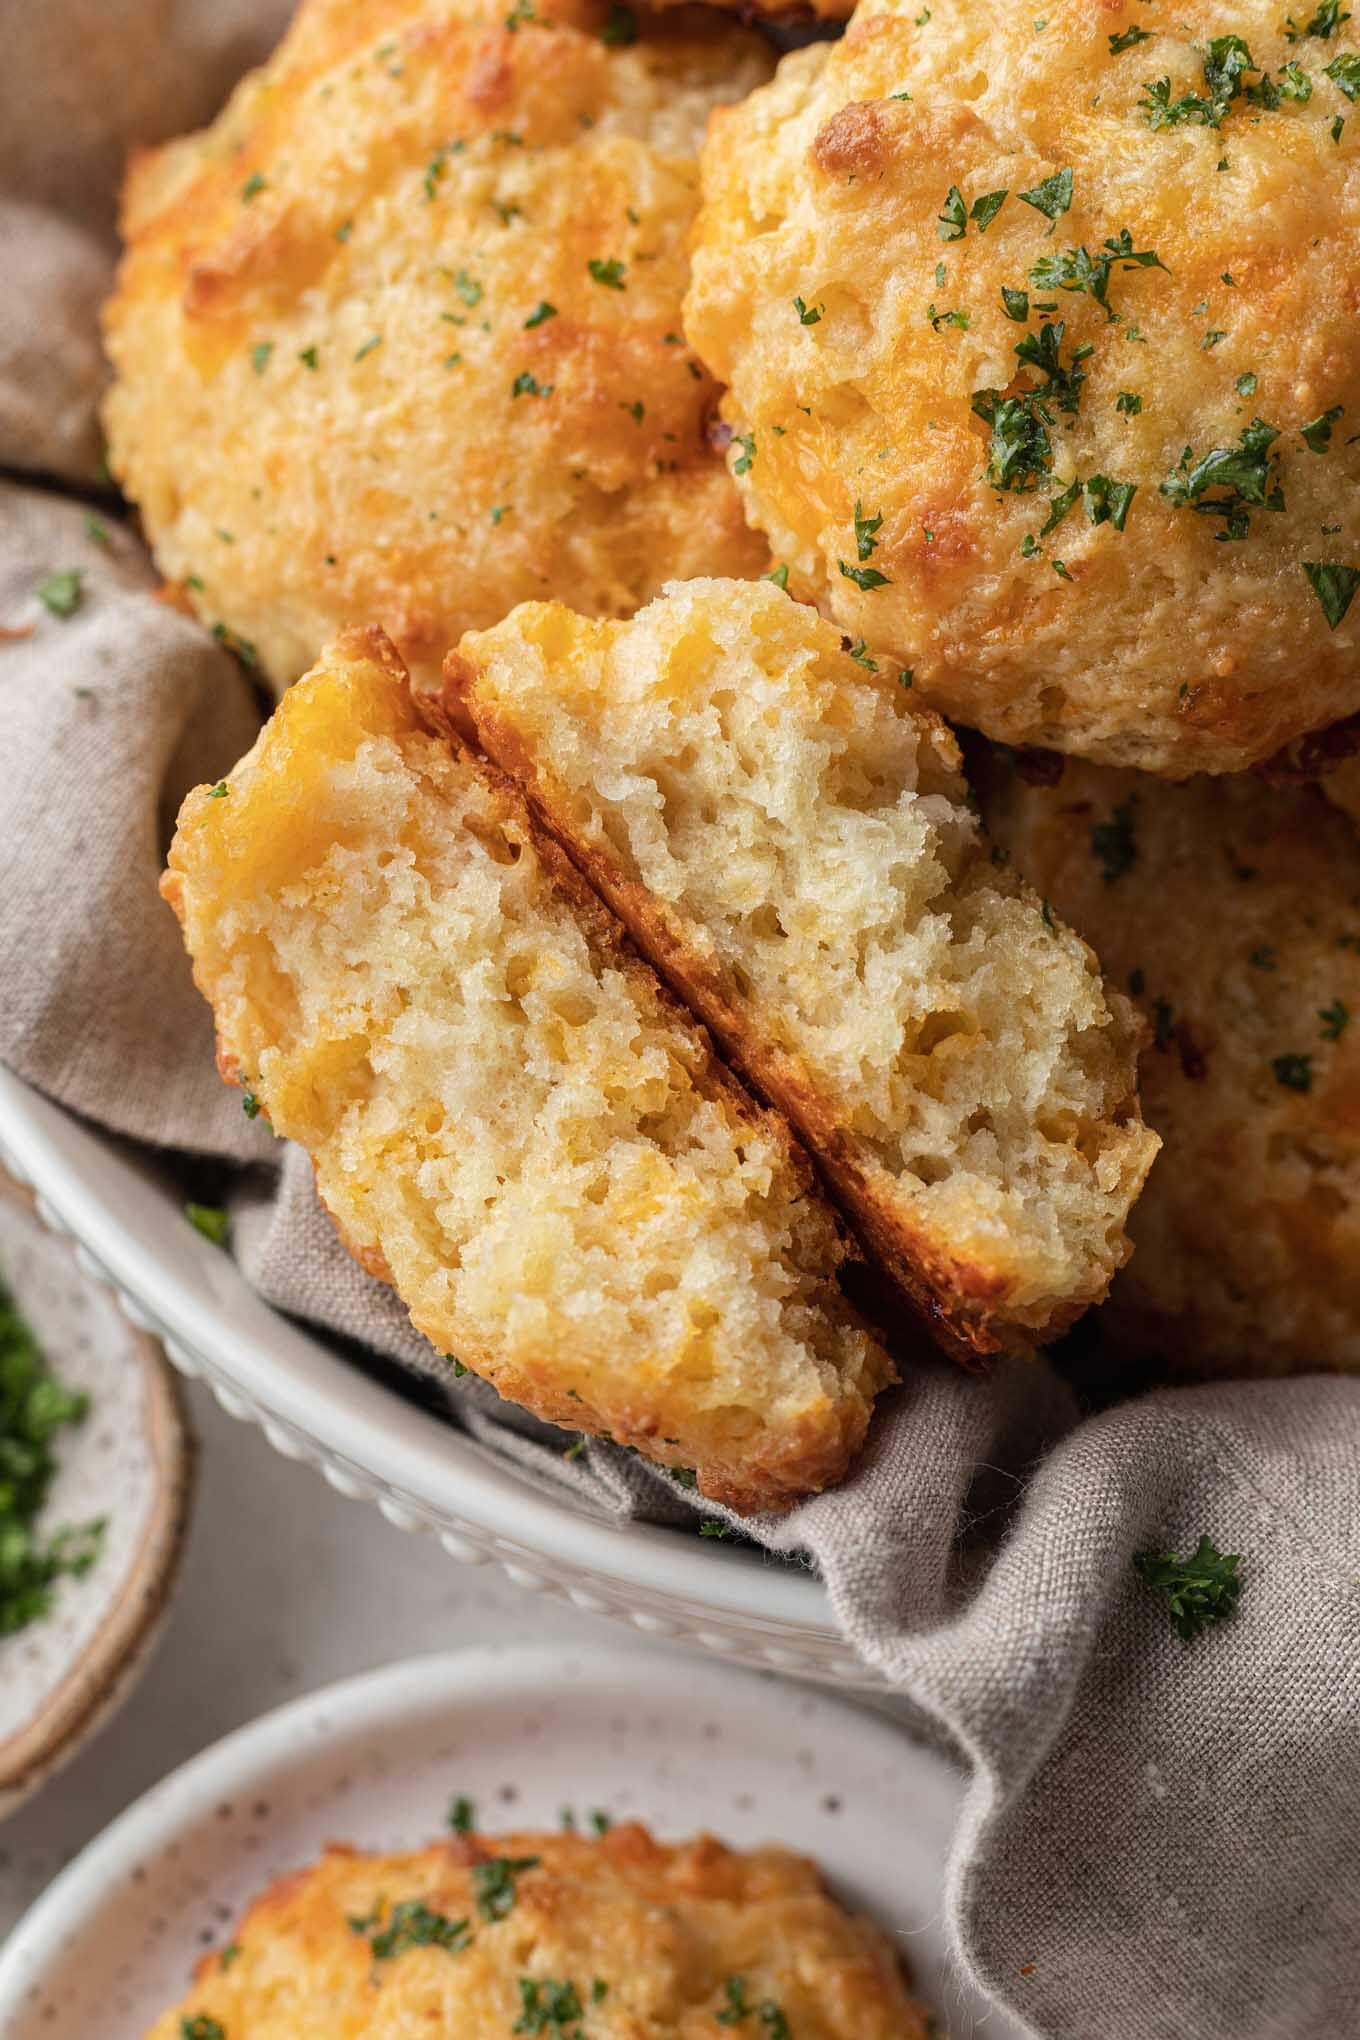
[445, 577, 1158, 1362]
[162, 625, 893, 1511]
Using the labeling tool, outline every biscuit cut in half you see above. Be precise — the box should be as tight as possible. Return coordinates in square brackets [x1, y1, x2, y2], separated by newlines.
[983, 753, 1360, 1377]
[445, 578, 1158, 1362]
[145, 1824, 934, 2039]
[684, 0, 1360, 776]
[103, 0, 773, 694]
[162, 627, 893, 1512]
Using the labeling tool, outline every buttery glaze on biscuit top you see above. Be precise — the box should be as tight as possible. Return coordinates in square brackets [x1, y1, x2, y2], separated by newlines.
[162, 628, 893, 1512]
[985, 757, 1360, 1375]
[144, 1824, 933, 2039]
[102, 0, 773, 693]
[449, 577, 1158, 1361]
[685, 0, 1360, 776]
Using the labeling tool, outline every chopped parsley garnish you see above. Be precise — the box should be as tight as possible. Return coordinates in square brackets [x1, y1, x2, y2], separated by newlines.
[927, 303, 970, 330]
[714, 1978, 791, 2033]
[523, 300, 557, 327]
[733, 432, 756, 476]
[250, 341, 273, 375]
[1235, 371, 1258, 398]
[1326, 51, 1360, 96]
[1319, 998, 1349, 1040]
[1202, 329, 1228, 350]
[1028, 229, 1166, 320]
[1090, 797, 1137, 881]
[219, 1944, 242, 1971]
[354, 334, 382, 361]
[37, 569, 82, 618]
[1017, 166, 1073, 221]
[839, 560, 892, 590]
[848, 637, 877, 668]
[600, 1, 637, 44]
[1134, 1536, 1243, 1640]
[180, 2020, 226, 2040]
[453, 269, 482, 307]
[207, 781, 228, 799]
[511, 371, 554, 398]
[505, 0, 536, 27]
[763, 563, 790, 589]
[365, 1899, 472, 1961]
[1271, 1052, 1314, 1091]
[84, 513, 109, 546]
[1278, 60, 1314, 99]
[0, 1277, 106, 1638]
[1301, 405, 1343, 452]
[587, 257, 626, 289]
[589, 1809, 612, 1835]
[299, 345, 319, 370]
[1160, 418, 1284, 539]
[970, 188, 1009, 231]
[241, 1091, 263, 1120]
[853, 501, 884, 559]
[1286, 0, 1350, 35]
[669, 1464, 699, 1488]
[1116, 390, 1143, 415]
[937, 184, 967, 241]
[185, 1203, 229, 1244]
[793, 295, 823, 324]
[971, 321, 1091, 493]
[1109, 23, 1153, 52]
[700, 1519, 735, 1537]
[1001, 285, 1030, 321]
[240, 173, 266, 202]
[1041, 898, 1057, 931]
[1303, 561, 1360, 628]
[620, 399, 643, 423]
[449, 1793, 476, 1833]
[513, 1978, 584, 2033]
[472, 1853, 539, 1921]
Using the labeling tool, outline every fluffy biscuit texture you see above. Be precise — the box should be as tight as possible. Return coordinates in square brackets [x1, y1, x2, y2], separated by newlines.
[144, 1824, 931, 2039]
[447, 577, 1157, 1360]
[985, 757, 1360, 1375]
[102, 0, 773, 694]
[161, 629, 892, 1510]
[685, 0, 1360, 775]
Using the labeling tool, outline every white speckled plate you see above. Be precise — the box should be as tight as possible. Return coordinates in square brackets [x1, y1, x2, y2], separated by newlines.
[0, 1171, 192, 1816]
[0, 1644, 1033, 2040]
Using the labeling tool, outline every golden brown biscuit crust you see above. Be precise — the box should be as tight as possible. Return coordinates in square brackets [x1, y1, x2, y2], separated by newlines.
[103, 0, 773, 693]
[685, 0, 1360, 776]
[146, 1824, 933, 2039]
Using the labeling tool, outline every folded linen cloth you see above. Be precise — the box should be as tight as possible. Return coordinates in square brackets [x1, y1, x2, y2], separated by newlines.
[1, 8, 1357, 2037]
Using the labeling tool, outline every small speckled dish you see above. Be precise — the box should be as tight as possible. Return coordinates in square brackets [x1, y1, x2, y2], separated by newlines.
[0, 1643, 1031, 2040]
[0, 1170, 193, 1817]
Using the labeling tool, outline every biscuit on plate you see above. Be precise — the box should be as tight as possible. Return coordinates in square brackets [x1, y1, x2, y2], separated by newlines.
[162, 627, 893, 1512]
[145, 1823, 932, 2039]
[685, 0, 1360, 775]
[102, 0, 773, 694]
[446, 577, 1158, 1362]
[984, 756, 1360, 1376]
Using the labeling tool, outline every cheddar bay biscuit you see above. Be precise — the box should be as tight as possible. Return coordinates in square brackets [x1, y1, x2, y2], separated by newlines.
[146, 1824, 933, 2040]
[103, 0, 773, 694]
[447, 577, 1158, 1362]
[162, 628, 892, 1511]
[685, 0, 1360, 775]
[986, 756, 1360, 1375]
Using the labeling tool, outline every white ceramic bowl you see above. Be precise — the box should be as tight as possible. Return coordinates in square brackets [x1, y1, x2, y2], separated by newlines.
[0, 1642, 1029, 2039]
[0, 1069, 877, 1687]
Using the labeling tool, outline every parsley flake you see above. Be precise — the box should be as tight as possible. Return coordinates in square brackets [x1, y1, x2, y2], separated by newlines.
[1326, 51, 1360, 96]
[354, 334, 382, 361]
[449, 1793, 476, 1833]
[240, 173, 266, 203]
[523, 300, 557, 327]
[1090, 798, 1138, 882]
[763, 563, 790, 589]
[1017, 166, 1073, 222]
[472, 1854, 539, 1921]
[185, 1203, 229, 1245]
[1272, 1052, 1314, 1091]
[1301, 405, 1344, 452]
[1303, 561, 1360, 628]
[250, 340, 273, 374]
[37, 569, 81, 618]
[1134, 1535, 1243, 1640]
[367, 1899, 472, 1961]
[794, 295, 823, 324]
[970, 188, 1008, 231]
[733, 432, 756, 476]
[587, 257, 626, 289]
[1116, 390, 1143, 415]
[1319, 998, 1350, 1040]
[937, 185, 967, 241]
[512, 371, 554, 398]
[853, 501, 884, 560]
[513, 1978, 584, 2033]
[1160, 418, 1284, 539]
[1109, 24, 1153, 52]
